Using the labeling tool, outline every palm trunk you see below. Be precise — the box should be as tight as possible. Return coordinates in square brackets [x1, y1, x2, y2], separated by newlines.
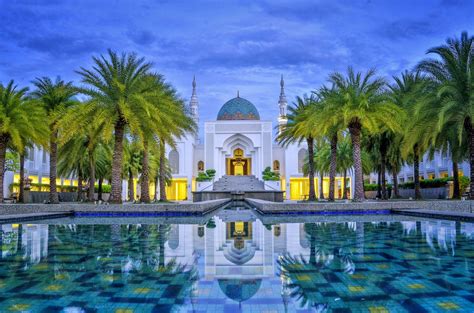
[380, 145, 387, 200]
[469, 121, 474, 200]
[128, 168, 134, 201]
[19, 153, 25, 203]
[88, 152, 95, 202]
[159, 139, 167, 202]
[329, 134, 337, 201]
[306, 137, 316, 201]
[392, 169, 400, 198]
[309, 232, 316, 265]
[413, 144, 422, 200]
[98, 178, 103, 201]
[376, 166, 382, 199]
[154, 176, 159, 201]
[49, 128, 59, 204]
[342, 169, 348, 200]
[77, 173, 83, 202]
[452, 161, 460, 199]
[319, 172, 325, 200]
[110, 121, 125, 203]
[349, 123, 365, 201]
[140, 140, 150, 203]
[0, 135, 7, 202]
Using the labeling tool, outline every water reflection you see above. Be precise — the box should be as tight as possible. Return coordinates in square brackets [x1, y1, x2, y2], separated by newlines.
[0, 213, 473, 312]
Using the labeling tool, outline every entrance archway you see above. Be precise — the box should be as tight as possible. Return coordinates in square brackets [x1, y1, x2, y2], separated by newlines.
[226, 148, 251, 175]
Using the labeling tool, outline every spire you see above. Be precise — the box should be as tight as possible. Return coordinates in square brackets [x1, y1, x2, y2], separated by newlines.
[190, 76, 199, 126]
[237, 90, 240, 98]
[278, 75, 287, 118]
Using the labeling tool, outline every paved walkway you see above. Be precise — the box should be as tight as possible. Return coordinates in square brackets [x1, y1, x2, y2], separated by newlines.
[0, 212, 72, 223]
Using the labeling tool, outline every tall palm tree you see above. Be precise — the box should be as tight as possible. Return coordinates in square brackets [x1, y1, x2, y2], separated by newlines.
[323, 68, 403, 201]
[277, 95, 319, 201]
[76, 50, 153, 203]
[417, 32, 474, 199]
[0, 81, 47, 202]
[136, 74, 195, 203]
[393, 71, 436, 200]
[310, 87, 345, 201]
[31, 77, 77, 204]
[58, 100, 110, 202]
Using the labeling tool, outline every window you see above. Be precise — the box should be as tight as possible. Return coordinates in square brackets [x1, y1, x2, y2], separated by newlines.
[42, 149, 47, 164]
[169, 150, 179, 174]
[297, 149, 307, 174]
[274, 225, 281, 237]
[197, 161, 204, 172]
[273, 160, 280, 172]
[26, 147, 35, 161]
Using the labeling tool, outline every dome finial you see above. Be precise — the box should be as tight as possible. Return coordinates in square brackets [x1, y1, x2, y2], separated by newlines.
[237, 90, 240, 98]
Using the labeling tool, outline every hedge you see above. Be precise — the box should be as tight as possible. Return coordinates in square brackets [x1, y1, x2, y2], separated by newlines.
[10, 183, 112, 193]
[364, 176, 470, 191]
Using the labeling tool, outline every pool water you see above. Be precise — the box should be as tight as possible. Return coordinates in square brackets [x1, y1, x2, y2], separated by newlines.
[0, 211, 473, 313]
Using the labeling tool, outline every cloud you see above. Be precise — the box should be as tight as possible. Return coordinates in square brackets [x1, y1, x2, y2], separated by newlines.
[127, 30, 156, 46]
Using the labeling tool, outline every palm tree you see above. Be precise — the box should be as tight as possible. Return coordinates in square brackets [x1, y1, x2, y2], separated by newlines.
[337, 136, 353, 199]
[323, 67, 403, 201]
[136, 74, 195, 203]
[0, 81, 47, 202]
[417, 32, 474, 199]
[58, 100, 109, 202]
[393, 71, 436, 200]
[303, 139, 329, 200]
[76, 50, 153, 203]
[31, 77, 77, 204]
[277, 95, 319, 201]
[123, 139, 142, 201]
[310, 87, 345, 201]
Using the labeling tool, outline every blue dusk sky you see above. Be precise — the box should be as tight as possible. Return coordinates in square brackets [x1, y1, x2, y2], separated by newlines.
[0, 0, 473, 131]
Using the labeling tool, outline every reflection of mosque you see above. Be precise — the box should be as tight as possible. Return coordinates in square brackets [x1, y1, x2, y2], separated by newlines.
[0, 224, 49, 262]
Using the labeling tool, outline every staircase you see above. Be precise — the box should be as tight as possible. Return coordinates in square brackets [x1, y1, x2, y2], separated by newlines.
[213, 175, 265, 192]
[221, 239, 258, 265]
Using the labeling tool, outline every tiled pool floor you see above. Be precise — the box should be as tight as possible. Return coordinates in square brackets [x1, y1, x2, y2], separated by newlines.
[0, 212, 473, 312]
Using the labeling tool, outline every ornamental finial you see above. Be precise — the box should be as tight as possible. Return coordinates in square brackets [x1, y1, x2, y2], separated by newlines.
[192, 75, 196, 89]
[237, 90, 240, 98]
[280, 74, 284, 88]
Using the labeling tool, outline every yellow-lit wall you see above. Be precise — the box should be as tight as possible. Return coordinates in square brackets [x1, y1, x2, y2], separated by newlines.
[289, 177, 351, 200]
[166, 178, 188, 201]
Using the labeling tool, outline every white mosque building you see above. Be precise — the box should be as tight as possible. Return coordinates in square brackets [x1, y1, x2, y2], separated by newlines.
[163, 76, 352, 201]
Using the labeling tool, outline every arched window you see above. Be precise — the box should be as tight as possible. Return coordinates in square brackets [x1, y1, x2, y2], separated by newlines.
[197, 161, 204, 172]
[168, 225, 179, 250]
[273, 160, 280, 172]
[169, 149, 179, 174]
[298, 148, 307, 173]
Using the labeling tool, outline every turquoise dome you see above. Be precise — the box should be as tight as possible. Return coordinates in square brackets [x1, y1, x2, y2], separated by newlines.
[217, 96, 260, 120]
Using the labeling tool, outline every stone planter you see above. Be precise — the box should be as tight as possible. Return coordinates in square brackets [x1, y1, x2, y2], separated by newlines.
[197, 181, 213, 191]
[264, 180, 281, 191]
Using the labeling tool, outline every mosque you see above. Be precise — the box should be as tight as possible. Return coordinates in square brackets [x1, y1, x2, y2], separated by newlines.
[163, 76, 352, 201]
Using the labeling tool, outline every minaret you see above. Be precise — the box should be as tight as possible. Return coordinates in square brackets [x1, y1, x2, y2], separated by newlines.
[190, 76, 199, 125]
[277, 75, 288, 135]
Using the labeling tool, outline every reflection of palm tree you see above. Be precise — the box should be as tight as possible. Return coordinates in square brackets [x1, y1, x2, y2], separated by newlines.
[278, 223, 359, 311]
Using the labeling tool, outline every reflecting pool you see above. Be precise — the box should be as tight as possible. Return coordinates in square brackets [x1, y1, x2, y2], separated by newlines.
[0, 211, 474, 312]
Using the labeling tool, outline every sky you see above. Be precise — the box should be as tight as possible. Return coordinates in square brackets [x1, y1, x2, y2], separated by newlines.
[0, 0, 473, 134]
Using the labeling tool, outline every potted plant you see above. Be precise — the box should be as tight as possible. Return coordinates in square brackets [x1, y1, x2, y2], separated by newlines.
[262, 167, 281, 190]
[196, 169, 216, 191]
